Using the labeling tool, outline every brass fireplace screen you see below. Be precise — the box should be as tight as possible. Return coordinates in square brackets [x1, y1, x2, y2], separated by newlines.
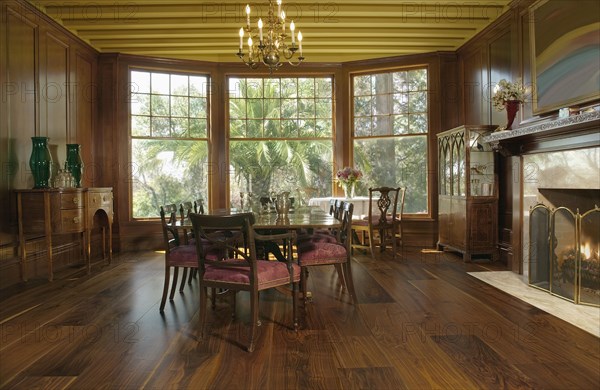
[529, 204, 599, 307]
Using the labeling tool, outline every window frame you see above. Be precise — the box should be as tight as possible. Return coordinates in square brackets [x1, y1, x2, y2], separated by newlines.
[128, 67, 211, 221]
[350, 65, 431, 218]
[225, 75, 336, 205]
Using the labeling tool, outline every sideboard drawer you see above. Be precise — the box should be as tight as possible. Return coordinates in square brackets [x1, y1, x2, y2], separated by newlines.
[89, 192, 112, 208]
[59, 208, 85, 233]
[60, 192, 84, 209]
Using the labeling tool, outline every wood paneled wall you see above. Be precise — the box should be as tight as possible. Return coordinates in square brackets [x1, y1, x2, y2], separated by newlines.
[0, 0, 99, 285]
[455, 0, 600, 272]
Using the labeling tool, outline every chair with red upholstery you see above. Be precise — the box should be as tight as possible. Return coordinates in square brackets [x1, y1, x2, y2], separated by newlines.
[296, 201, 357, 304]
[189, 212, 300, 352]
[159, 204, 198, 312]
[351, 187, 403, 259]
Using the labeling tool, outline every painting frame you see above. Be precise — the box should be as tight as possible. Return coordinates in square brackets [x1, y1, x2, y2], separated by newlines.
[529, 0, 600, 115]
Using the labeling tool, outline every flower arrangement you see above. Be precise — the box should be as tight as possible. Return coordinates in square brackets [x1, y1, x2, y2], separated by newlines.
[336, 166, 363, 185]
[336, 166, 362, 198]
[492, 79, 526, 111]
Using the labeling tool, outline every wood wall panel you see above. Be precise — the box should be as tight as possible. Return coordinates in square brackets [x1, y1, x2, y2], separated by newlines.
[489, 31, 513, 127]
[462, 50, 485, 126]
[74, 52, 95, 187]
[5, 6, 37, 191]
[42, 32, 69, 175]
[0, 0, 99, 287]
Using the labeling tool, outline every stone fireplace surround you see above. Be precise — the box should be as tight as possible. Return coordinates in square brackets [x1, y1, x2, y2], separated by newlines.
[482, 110, 600, 308]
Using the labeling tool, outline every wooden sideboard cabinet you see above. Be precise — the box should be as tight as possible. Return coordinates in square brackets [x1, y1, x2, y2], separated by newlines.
[437, 125, 498, 262]
[15, 187, 114, 281]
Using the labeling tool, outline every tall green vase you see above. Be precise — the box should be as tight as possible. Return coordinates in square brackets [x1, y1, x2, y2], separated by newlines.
[29, 136, 52, 188]
[65, 143, 84, 187]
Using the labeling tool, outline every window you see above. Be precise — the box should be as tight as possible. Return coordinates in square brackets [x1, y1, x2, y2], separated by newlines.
[228, 77, 334, 206]
[129, 70, 210, 219]
[352, 68, 429, 214]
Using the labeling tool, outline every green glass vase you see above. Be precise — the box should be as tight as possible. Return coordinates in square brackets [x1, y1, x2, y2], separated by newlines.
[65, 143, 84, 187]
[29, 136, 52, 188]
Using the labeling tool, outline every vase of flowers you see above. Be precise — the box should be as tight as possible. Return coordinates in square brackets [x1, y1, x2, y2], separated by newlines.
[336, 166, 362, 199]
[492, 79, 526, 130]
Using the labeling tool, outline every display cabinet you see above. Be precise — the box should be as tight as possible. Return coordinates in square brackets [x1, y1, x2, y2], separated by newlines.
[437, 125, 498, 262]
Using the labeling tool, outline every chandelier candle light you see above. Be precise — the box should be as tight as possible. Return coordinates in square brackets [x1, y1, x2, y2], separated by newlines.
[237, 0, 304, 72]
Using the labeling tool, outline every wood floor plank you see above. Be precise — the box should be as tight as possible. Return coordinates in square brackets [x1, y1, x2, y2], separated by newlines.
[432, 334, 538, 388]
[337, 367, 409, 390]
[1, 249, 598, 389]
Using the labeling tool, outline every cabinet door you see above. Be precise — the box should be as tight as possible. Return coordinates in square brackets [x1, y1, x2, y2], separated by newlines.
[438, 136, 452, 196]
[451, 131, 465, 196]
[468, 130, 495, 197]
[450, 197, 467, 248]
[469, 202, 495, 249]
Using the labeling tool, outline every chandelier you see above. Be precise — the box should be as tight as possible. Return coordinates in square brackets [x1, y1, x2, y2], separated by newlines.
[237, 0, 304, 72]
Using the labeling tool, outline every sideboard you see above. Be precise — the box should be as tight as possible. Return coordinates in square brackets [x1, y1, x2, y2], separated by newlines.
[14, 187, 114, 281]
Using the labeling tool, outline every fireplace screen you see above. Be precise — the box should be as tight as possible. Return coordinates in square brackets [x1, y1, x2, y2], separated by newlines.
[529, 203, 599, 307]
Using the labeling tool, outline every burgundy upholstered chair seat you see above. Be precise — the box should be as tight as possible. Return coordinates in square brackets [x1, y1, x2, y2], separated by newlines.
[297, 242, 347, 266]
[204, 260, 300, 290]
[167, 245, 198, 267]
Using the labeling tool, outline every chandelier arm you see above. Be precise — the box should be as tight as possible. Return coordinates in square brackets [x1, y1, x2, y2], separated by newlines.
[287, 57, 305, 67]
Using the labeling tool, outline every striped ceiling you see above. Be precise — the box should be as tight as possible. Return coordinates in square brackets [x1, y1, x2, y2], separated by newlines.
[29, 0, 512, 63]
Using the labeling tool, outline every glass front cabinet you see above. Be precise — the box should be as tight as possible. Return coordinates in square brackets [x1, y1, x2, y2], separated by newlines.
[437, 125, 498, 262]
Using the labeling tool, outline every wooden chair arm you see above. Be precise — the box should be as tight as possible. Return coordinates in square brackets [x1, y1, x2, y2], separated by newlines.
[253, 230, 296, 242]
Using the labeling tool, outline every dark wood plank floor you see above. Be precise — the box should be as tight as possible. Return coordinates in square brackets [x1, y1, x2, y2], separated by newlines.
[1, 248, 599, 389]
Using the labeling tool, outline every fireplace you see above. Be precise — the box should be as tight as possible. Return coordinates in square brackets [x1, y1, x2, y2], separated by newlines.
[522, 146, 600, 307]
[529, 198, 599, 306]
[483, 111, 600, 307]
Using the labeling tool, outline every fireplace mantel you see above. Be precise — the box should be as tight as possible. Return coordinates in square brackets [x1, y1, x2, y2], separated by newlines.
[482, 110, 600, 156]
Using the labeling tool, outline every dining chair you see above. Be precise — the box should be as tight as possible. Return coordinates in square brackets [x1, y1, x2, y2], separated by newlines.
[296, 201, 357, 304]
[189, 212, 300, 352]
[179, 201, 197, 287]
[159, 204, 198, 312]
[194, 198, 205, 214]
[351, 187, 403, 259]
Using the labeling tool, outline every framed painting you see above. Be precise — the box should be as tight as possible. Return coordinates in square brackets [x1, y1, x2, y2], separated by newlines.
[530, 0, 600, 114]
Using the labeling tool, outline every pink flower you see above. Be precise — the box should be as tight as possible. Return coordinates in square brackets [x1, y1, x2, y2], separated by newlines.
[336, 166, 362, 185]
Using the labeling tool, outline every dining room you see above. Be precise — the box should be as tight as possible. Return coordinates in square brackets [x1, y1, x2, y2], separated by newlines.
[1, 0, 599, 388]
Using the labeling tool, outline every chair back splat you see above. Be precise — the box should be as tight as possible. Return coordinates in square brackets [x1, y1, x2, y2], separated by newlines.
[351, 187, 405, 259]
[189, 212, 300, 352]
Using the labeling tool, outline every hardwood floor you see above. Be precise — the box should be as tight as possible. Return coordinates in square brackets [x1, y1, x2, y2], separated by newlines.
[1, 248, 599, 389]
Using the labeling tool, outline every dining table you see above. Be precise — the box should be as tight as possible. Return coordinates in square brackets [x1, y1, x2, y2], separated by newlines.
[171, 205, 341, 232]
[169, 206, 340, 300]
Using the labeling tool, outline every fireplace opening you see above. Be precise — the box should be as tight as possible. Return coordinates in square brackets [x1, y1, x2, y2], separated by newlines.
[529, 191, 599, 307]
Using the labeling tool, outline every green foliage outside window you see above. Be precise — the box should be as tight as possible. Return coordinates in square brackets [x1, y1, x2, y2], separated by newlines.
[353, 68, 429, 214]
[130, 70, 209, 218]
[228, 77, 334, 207]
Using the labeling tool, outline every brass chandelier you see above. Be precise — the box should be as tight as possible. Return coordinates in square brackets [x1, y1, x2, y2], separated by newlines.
[237, 0, 304, 72]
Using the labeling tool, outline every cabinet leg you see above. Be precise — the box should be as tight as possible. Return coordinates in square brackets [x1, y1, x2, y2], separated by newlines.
[463, 253, 472, 263]
[108, 222, 113, 263]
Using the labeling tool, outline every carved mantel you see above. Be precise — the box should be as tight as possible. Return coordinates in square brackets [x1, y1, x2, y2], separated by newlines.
[482, 110, 600, 156]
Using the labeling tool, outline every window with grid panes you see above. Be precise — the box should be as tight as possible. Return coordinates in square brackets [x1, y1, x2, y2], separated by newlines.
[352, 68, 429, 214]
[129, 70, 210, 219]
[228, 77, 334, 207]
